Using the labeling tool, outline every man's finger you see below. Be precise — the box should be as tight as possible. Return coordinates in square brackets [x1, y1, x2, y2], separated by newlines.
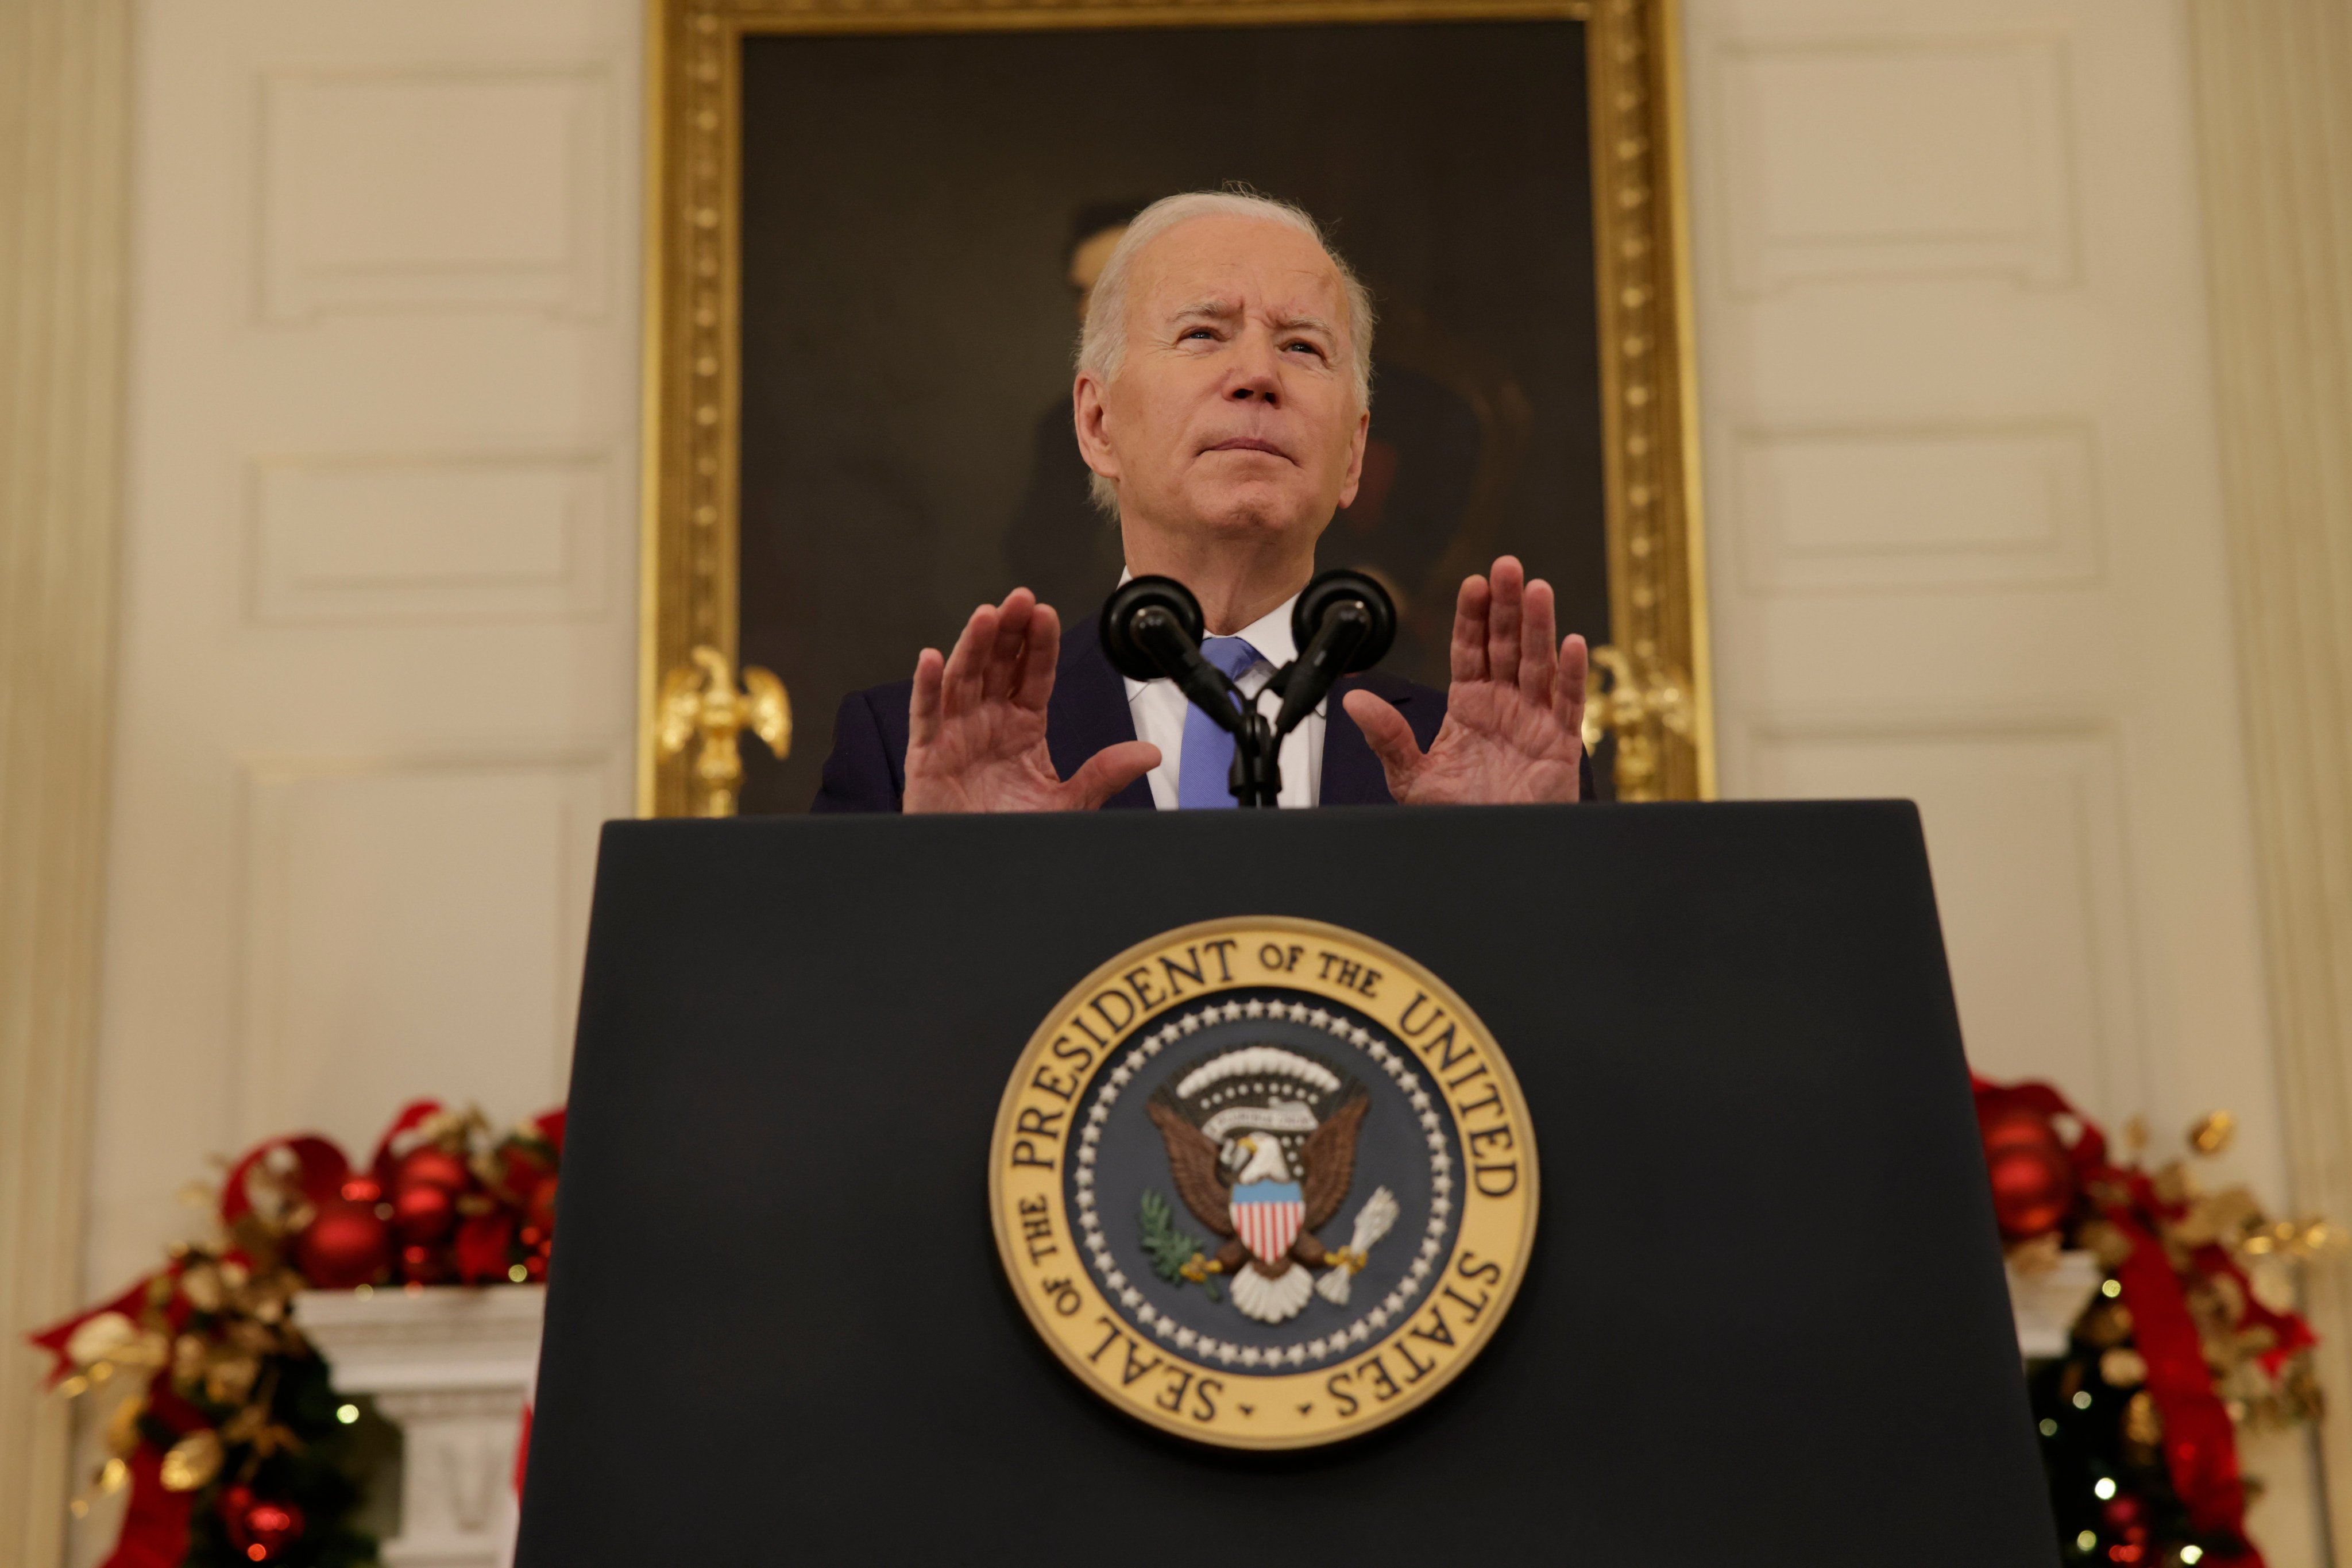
[1014, 601, 1061, 712]
[941, 603, 996, 717]
[1061, 740, 1161, 810]
[1486, 555, 1524, 690]
[1557, 633, 1589, 752]
[1520, 577, 1559, 710]
[1341, 689, 1424, 800]
[909, 647, 945, 748]
[1450, 573, 1490, 683]
[982, 589, 1036, 703]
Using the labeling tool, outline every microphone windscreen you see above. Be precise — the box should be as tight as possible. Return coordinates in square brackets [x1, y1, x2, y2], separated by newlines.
[1290, 568, 1397, 673]
[1099, 575, 1205, 683]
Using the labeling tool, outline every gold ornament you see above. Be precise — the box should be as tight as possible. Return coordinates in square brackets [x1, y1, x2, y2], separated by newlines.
[158, 1429, 223, 1492]
[64, 1311, 137, 1368]
[106, 1393, 147, 1458]
[656, 645, 791, 817]
[179, 1263, 223, 1314]
[2191, 1110, 2236, 1154]
[1579, 644, 1693, 802]
[203, 1351, 260, 1405]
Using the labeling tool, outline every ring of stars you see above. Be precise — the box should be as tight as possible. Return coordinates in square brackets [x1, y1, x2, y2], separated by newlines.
[1071, 995, 1457, 1372]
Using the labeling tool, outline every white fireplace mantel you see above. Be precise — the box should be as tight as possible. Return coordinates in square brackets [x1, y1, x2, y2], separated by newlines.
[295, 1285, 545, 1568]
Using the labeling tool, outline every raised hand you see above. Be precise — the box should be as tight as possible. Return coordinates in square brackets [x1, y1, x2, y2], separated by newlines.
[1341, 556, 1587, 806]
[903, 589, 1161, 813]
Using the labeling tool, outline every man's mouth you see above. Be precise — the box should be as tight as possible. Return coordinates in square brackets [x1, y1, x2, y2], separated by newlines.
[1203, 437, 1292, 461]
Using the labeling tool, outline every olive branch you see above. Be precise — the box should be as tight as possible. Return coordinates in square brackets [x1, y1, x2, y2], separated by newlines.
[1138, 1189, 1221, 1303]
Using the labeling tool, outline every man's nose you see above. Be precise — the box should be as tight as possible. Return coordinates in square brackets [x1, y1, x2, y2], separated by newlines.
[1226, 335, 1283, 405]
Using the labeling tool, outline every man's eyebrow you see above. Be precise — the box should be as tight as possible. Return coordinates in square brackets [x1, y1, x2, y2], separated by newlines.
[1271, 312, 1338, 338]
[1168, 298, 1242, 326]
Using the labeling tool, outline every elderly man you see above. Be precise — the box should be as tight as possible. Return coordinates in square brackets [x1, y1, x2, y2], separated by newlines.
[812, 189, 1593, 813]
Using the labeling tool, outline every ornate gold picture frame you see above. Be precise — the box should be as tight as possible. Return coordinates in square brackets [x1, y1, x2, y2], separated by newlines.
[638, 0, 1711, 815]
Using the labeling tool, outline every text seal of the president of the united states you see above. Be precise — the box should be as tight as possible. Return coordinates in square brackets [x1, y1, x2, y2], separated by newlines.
[990, 917, 1538, 1449]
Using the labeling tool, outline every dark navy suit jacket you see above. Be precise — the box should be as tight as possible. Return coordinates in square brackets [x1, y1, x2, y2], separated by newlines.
[810, 612, 1597, 812]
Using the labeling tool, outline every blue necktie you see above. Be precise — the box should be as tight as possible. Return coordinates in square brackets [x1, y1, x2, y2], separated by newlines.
[1175, 636, 1264, 809]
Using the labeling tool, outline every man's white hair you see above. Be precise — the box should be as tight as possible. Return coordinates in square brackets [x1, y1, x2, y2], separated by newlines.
[1076, 189, 1376, 517]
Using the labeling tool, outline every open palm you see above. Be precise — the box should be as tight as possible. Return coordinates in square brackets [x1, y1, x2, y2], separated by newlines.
[1342, 557, 1587, 806]
[903, 589, 1160, 813]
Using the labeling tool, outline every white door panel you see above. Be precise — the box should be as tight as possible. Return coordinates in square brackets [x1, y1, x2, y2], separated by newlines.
[1685, 0, 2314, 1548]
[88, 0, 640, 1340]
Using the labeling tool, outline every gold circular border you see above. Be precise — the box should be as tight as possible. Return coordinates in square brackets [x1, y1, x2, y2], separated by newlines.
[988, 914, 1539, 1450]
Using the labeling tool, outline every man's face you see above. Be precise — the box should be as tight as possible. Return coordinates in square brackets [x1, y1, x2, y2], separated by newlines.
[1079, 215, 1368, 551]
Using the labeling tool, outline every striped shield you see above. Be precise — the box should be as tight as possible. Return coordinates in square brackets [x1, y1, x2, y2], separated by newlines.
[1230, 1179, 1305, 1266]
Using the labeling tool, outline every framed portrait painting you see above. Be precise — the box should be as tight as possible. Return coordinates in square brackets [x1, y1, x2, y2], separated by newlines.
[640, 0, 1711, 815]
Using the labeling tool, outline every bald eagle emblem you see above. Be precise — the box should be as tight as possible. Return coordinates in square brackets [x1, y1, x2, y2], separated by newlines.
[1144, 1045, 1399, 1324]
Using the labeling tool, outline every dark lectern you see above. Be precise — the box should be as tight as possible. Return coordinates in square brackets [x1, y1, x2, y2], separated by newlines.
[517, 803, 2056, 1566]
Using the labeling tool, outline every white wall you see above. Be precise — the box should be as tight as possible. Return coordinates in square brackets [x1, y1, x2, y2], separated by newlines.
[1682, 0, 2318, 1554]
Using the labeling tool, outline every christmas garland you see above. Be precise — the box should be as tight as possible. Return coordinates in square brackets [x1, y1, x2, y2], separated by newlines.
[30, 1078, 2335, 1565]
[1975, 1076, 2334, 1566]
[29, 1100, 562, 1568]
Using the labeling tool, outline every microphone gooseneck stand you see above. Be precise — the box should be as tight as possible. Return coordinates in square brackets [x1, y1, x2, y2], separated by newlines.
[1099, 569, 1397, 808]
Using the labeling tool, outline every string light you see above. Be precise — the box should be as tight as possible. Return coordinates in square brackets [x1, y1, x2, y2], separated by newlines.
[2039, 1419, 2058, 1436]
[2094, 1477, 2117, 1500]
[2076, 1531, 2097, 1551]
[2102, 1279, 2123, 1299]
[2074, 1391, 2094, 1409]
[336, 1404, 360, 1425]
[2182, 1547, 2204, 1564]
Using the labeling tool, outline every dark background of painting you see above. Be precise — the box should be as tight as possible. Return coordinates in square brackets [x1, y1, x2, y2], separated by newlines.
[737, 20, 1604, 812]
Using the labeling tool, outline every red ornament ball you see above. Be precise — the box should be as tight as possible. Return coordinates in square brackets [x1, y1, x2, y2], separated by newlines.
[391, 1179, 456, 1243]
[295, 1198, 392, 1289]
[1980, 1108, 2075, 1238]
[1980, 1105, 2060, 1154]
[219, 1487, 304, 1562]
[397, 1146, 470, 1195]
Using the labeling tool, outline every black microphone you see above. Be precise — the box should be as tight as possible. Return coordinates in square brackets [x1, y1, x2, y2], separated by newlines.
[1098, 576, 1246, 735]
[1269, 569, 1397, 737]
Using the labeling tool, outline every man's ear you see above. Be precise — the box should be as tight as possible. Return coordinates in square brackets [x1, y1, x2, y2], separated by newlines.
[1072, 373, 1119, 485]
[1335, 405, 1371, 509]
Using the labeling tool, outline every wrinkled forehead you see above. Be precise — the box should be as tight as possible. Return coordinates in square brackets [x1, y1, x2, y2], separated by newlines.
[1127, 215, 1349, 330]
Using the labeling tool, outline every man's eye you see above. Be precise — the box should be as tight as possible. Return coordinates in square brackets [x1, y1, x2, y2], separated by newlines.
[1284, 340, 1325, 357]
[1181, 328, 1218, 342]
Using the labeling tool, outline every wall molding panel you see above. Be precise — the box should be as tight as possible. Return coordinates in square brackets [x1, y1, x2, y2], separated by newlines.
[1742, 716, 2146, 1120]
[2189, 2, 2352, 1552]
[233, 754, 614, 1154]
[258, 66, 615, 323]
[1734, 422, 2103, 593]
[1709, 32, 2080, 296]
[0, 2, 132, 1561]
[246, 451, 617, 624]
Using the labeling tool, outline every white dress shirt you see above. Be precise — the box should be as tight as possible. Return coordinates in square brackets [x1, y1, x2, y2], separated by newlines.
[1118, 582, 1324, 809]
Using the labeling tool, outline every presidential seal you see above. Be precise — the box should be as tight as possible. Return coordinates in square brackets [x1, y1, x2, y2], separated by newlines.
[989, 917, 1538, 1449]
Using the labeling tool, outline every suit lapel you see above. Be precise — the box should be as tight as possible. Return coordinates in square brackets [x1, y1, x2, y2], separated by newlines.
[1049, 617, 1154, 811]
